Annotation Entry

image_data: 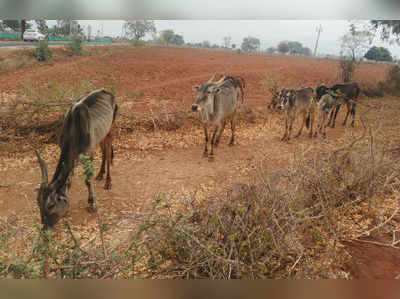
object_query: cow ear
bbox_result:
[192,85,200,91]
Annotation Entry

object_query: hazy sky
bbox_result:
[45,20,400,58]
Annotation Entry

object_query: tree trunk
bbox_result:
[21,20,26,40]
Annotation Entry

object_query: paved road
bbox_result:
[0,41,68,47]
[0,41,114,48]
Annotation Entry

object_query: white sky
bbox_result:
[45,20,400,58]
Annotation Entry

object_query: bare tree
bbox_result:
[371,20,400,44]
[124,20,156,42]
[223,36,231,48]
[340,23,373,61]
[241,36,260,52]
[339,23,373,83]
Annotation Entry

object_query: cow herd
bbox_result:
[277,81,360,141]
[33,71,361,229]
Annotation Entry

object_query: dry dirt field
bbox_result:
[1,45,400,278]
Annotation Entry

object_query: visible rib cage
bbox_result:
[54,89,117,184]
[222,75,246,103]
[35,88,118,228]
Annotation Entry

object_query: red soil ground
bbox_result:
[0,45,398,278]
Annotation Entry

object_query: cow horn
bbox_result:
[215,73,227,85]
[208,71,219,83]
[35,150,48,185]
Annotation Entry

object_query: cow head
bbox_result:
[35,151,70,229]
[316,84,328,100]
[277,88,292,110]
[191,71,221,113]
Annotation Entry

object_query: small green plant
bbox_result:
[79,153,94,181]
[32,40,52,61]
[66,35,84,56]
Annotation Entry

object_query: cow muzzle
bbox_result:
[191,104,198,111]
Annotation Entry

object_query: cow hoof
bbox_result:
[95,173,104,181]
[203,152,208,158]
[208,156,215,162]
[87,203,98,213]
[214,141,220,148]
[104,181,112,190]
[228,142,234,147]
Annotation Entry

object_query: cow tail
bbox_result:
[238,76,246,103]
[111,145,114,166]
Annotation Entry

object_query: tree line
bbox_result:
[1,19,399,63]
[266,41,312,56]
[0,19,85,36]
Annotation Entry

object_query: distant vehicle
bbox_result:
[23,29,45,42]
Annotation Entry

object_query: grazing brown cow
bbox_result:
[35,89,118,229]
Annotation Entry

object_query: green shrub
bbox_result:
[66,36,84,56]
[32,41,52,61]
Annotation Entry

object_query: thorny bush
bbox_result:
[0,79,95,146]
[32,41,53,62]
[380,65,400,95]
[66,36,84,57]
[1,120,399,278]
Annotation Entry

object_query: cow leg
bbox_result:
[342,103,350,126]
[229,113,236,146]
[327,104,339,127]
[319,111,328,136]
[321,112,328,137]
[309,107,315,138]
[85,178,97,212]
[215,120,226,147]
[295,111,305,138]
[317,112,322,136]
[85,153,97,212]
[331,104,341,128]
[351,103,356,127]
[104,134,112,190]
[281,113,289,141]
[326,109,333,127]
[96,141,106,181]
[209,124,219,162]
[203,124,209,157]
[66,167,74,190]
[287,114,294,141]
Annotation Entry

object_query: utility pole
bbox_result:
[313,24,323,57]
